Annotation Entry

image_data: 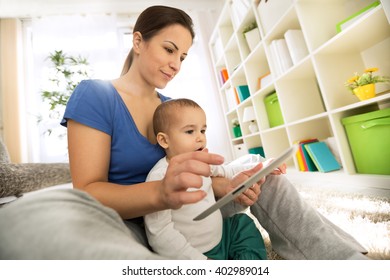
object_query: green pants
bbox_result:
[204,213,267,260]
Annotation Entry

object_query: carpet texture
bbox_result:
[253,185,390,260]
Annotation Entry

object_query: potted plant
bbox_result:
[231,118,242,138]
[345,67,390,101]
[39,50,92,136]
[243,21,260,52]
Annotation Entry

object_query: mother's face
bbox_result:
[135,24,193,89]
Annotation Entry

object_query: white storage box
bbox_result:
[233,143,249,159]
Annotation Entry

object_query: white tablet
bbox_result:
[193,146,295,221]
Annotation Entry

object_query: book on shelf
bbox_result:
[220,68,229,85]
[236,85,250,102]
[276,39,293,72]
[257,72,272,90]
[284,29,309,65]
[304,141,341,173]
[295,148,305,171]
[269,40,284,77]
[269,39,293,76]
[296,138,319,172]
[336,1,381,33]
[226,87,240,111]
[233,87,240,105]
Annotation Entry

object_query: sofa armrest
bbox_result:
[0,163,71,198]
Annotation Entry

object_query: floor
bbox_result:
[284,168,390,198]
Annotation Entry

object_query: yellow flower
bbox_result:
[347,76,358,83]
[364,67,378,73]
[345,67,390,93]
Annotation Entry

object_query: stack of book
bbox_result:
[269,29,309,77]
[269,39,293,77]
[296,138,341,173]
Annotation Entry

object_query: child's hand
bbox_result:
[263,158,287,175]
[271,162,287,175]
[230,163,264,206]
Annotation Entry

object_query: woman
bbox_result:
[0,5,367,260]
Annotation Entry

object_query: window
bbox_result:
[23,14,128,162]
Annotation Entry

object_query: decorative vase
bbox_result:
[353,84,376,101]
[248,121,259,133]
[232,126,242,138]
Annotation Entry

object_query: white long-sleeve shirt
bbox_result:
[144,155,265,260]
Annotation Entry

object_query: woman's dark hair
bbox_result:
[120,5,195,76]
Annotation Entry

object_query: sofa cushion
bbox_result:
[0,163,71,198]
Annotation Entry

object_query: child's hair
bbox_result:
[153,98,202,136]
[120,5,195,76]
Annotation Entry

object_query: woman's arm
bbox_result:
[67,120,224,219]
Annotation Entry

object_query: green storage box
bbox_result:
[264,92,284,127]
[341,108,390,175]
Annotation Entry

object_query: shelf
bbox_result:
[314,6,388,55]
[210,0,390,189]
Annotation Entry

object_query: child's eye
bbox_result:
[180,56,185,62]
[185,130,194,134]
[201,129,206,134]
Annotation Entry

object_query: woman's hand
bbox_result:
[160,151,225,209]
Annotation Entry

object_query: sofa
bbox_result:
[0,137,72,201]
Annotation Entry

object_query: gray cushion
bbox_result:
[0,137,72,198]
[0,163,71,198]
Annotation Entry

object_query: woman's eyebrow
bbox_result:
[164,40,188,56]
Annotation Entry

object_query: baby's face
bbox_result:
[165,107,207,157]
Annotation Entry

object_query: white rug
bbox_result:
[297,185,390,260]
[253,185,390,260]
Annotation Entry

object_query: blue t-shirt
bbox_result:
[61,79,170,185]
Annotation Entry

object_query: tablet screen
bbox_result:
[193,146,294,221]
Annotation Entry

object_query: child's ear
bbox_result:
[156,132,169,149]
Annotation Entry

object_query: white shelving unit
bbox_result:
[209,0,390,189]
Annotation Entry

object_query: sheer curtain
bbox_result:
[25,14,124,162]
